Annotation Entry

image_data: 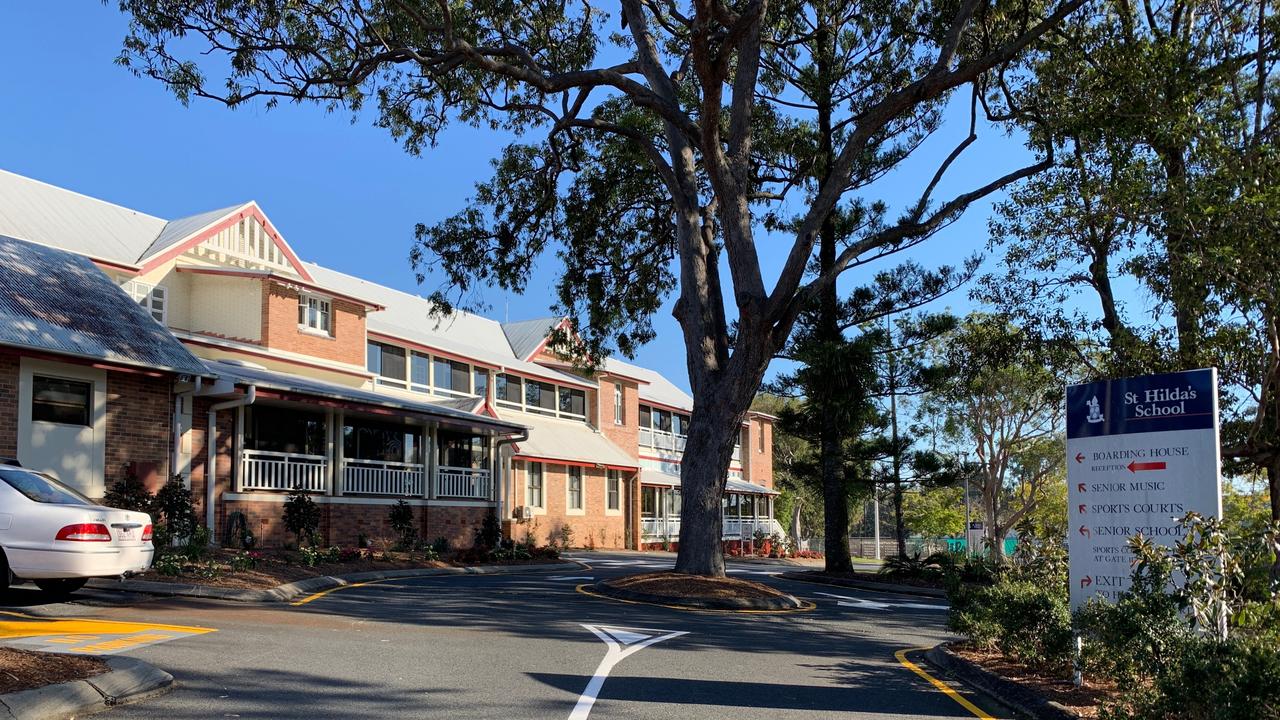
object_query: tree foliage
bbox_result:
[118,0,1086,575]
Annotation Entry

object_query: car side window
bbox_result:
[0,468,93,505]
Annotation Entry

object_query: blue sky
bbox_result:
[0,4,1030,392]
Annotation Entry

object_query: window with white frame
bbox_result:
[297,293,332,334]
[433,357,471,396]
[613,383,623,425]
[758,425,766,452]
[525,380,556,416]
[606,469,621,511]
[558,387,586,418]
[496,373,523,407]
[567,466,583,510]
[367,341,407,388]
[495,372,590,421]
[122,281,167,324]
[527,462,544,508]
[410,351,430,392]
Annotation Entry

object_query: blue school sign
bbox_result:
[1065,368,1222,611]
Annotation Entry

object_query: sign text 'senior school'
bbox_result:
[1065,369,1222,611]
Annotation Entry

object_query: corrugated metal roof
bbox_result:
[639,469,681,487]
[727,477,778,496]
[204,359,525,434]
[605,357,694,411]
[139,203,245,262]
[302,262,594,388]
[0,169,166,265]
[506,409,636,468]
[0,234,210,375]
[501,317,559,360]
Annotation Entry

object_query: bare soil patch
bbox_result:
[952,645,1114,718]
[606,572,791,601]
[0,647,108,695]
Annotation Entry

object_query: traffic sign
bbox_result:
[1065,369,1223,610]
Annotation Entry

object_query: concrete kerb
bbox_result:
[88,560,585,604]
[776,571,948,599]
[0,656,173,720]
[924,642,1081,720]
[588,579,805,611]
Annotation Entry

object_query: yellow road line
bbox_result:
[290,579,391,606]
[895,647,994,720]
[574,584,816,614]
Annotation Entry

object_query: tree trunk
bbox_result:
[789,498,803,548]
[674,409,736,576]
[887,340,907,557]
[821,428,853,571]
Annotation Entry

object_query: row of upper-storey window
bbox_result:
[494,373,587,421]
[367,340,489,399]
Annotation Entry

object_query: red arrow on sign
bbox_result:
[1077,483,1087,493]
[1080,576,1092,588]
[1075,453,1085,464]
[1127,461,1167,473]
[1078,504,1087,514]
[1078,525,1091,539]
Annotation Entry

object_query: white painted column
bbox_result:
[420,426,430,500]
[325,408,336,496]
[427,426,438,500]
[233,406,245,493]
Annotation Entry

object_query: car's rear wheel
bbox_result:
[33,578,88,596]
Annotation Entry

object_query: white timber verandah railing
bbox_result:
[640,516,787,540]
[435,466,493,499]
[639,428,741,461]
[241,450,328,492]
[341,459,425,497]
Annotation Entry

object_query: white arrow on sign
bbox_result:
[569,624,688,720]
[814,591,948,612]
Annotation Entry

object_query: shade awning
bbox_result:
[507,410,637,469]
[727,477,779,496]
[639,469,681,487]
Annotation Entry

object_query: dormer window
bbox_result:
[298,294,331,335]
[122,280,167,324]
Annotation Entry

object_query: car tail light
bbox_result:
[141,524,153,542]
[55,523,112,542]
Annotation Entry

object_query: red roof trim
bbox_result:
[137,203,315,283]
[512,454,639,471]
[522,316,571,362]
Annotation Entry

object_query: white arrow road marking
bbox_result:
[725,568,782,576]
[569,624,688,720]
[549,576,595,581]
[813,591,948,612]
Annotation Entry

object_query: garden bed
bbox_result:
[607,571,791,601]
[137,547,560,590]
[0,647,108,694]
[950,644,1111,718]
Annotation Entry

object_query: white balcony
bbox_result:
[342,459,425,497]
[641,516,681,540]
[241,449,328,492]
[640,516,786,541]
[435,466,492,499]
[731,444,741,462]
[639,427,688,453]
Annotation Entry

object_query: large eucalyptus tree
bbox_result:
[119,0,1083,575]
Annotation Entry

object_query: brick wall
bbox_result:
[191,397,236,537]
[510,461,628,549]
[0,354,17,458]
[597,378,639,457]
[261,281,366,366]
[221,498,490,549]
[748,417,774,489]
[104,370,173,494]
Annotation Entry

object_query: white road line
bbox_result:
[569,624,688,720]
[549,576,595,581]
[813,591,948,612]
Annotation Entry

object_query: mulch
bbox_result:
[952,645,1113,718]
[0,647,108,695]
[606,572,790,601]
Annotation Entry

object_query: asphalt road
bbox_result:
[2,552,1009,719]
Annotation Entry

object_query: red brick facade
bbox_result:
[0,354,17,459]
[261,280,367,366]
[510,461,629,549]
[104,370,173,494]
[219,498,489,549]
[747,417,774,489]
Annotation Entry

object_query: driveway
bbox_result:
[1,552,1003,719]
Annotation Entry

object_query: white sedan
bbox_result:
[0,464,154,595]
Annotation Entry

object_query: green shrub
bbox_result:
[474,511,502,549]
[229,550,259,572]
[431,536,450,556]
[949,579,1073,669]
[388,500,417,550]
[153,476,198,544]
[152,554,183,576]
[282,487,321,547]
[103,468,154,515]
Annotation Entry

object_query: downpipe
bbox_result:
[493,428,529,537]
[206,386,255,543]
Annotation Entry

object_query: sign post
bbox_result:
[1065,368,1223,611]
